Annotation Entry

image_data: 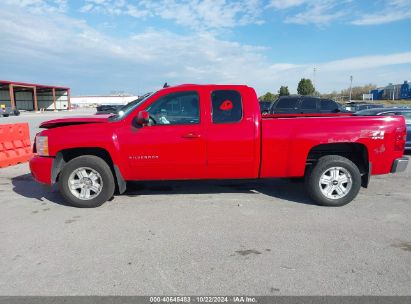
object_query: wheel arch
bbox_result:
[52,147,126,194]
[306,143,370,188]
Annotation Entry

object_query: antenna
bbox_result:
[163,82,170,88]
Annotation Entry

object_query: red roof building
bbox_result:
[0,80,71,111]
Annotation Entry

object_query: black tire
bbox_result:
[58,155,115,208]
[3,114,9,117]
[305,155,361,207]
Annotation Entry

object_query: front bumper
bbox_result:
[29,155,54,185]
[391,157,409,173]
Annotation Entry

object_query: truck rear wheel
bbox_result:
[305,155,361,207]
[58,155,115,208]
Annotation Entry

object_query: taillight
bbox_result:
[394,126,406,151]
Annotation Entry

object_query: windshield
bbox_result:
[109,92,154,121]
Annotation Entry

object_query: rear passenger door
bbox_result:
[205,89,259,179]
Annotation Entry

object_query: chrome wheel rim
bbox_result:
[68,167,103,200]
[319,167,352,200]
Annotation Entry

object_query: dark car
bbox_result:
[259,101,273,114]
[96,93,153,115]
[356,108,411,151]
[96,104,124,115]
[0,107,20,117]
[270,96,348,114]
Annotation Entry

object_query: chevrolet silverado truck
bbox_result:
[29,84,409,208]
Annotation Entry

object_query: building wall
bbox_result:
[15,91,34,110]
[0,88,69,110]
[71,95,138,106]
[37,91,55,110]
[0,90,11,107]
[370,89,383,100]
[56,91,69,110]
[400,81,411,99]
[372,82,408,100]
[37,90,69,110]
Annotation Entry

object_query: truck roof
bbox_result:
[163,83,252,90]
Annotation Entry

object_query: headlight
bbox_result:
[36,136,49,156]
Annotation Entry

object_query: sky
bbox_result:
[1,0,411,96]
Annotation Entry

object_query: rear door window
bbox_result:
[320,99,338,111]
[211,90,243,124]
[402,112,411,124]
[275,98,298,109]
[300,98,317,110]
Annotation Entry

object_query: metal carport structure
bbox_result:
[0,80,71,111]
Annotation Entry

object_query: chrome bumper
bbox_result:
[391,157,409,173]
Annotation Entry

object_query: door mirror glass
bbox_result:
[136,110,149,126]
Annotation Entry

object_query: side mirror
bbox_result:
[136,110,149,126]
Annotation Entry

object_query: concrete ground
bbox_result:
[0,111,410,295]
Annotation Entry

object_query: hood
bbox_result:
[40,115,112,129]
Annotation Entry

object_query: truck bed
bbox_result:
[260,114,405,178]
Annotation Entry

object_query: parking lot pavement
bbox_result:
[0,111,410,296]
[0,159,410,295]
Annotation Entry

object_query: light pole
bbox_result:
[349,75,353,101]
[313,67,317,95]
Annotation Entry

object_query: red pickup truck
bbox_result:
[29,84,408,208]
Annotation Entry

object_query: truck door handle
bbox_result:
[182,133,201,138]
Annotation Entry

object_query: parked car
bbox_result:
[96,104,124,115]
[30,84,408,208]
[96,93,153,115]
[269,96,349,114]
[259,101,273,114]
[343,102,384,112]
[356,108,411,150]
[0,107,20,117]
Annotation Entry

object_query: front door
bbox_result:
[120,90,206,180]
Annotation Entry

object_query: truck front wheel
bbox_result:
[305,155,361,207]
[58,155,115,208]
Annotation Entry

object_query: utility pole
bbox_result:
[313,67,317,95]
[349,75,353,101]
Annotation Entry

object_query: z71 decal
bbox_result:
[370,130,385,140]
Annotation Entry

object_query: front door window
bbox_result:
[147,91,200,125]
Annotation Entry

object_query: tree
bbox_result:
[297,78,315,95]
[259,92,277,102]
[278,86,290,96]
[340,84,377,101]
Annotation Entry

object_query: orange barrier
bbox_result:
[0,123,33,168]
